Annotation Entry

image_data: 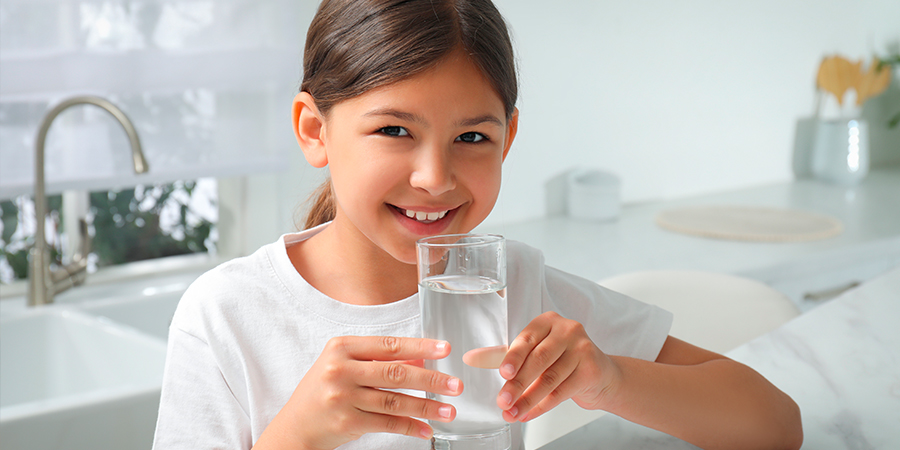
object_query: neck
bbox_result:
[288,220,418,306]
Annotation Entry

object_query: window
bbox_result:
[0,0,305,287]
[0,179,217,284]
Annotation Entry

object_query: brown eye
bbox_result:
[379,126,409,137]
[456,132,486,143]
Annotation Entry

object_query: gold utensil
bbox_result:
[817,56,859,106]
[816,55,892,107]
[856,61,892,106]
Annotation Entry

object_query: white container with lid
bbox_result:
[566,168,621,221]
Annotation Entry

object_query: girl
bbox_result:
[153,0,802,449]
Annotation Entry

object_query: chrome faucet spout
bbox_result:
[28,96,149,307]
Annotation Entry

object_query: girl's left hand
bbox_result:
[496,311,621,422]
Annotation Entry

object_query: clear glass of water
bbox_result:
[417,234,509,450]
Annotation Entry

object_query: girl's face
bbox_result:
[295,50,518,265]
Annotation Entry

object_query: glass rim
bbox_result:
[416,233,504,249]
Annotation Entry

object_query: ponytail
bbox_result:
[302,179,335,230]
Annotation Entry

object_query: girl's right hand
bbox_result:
[254,336,461,450]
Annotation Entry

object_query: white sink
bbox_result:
[79,291,182,341]
[1,307,168,450]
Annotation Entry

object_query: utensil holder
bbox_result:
[810,118,870,185]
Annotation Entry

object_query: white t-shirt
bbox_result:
[152,224,672,450]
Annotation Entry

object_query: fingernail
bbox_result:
[499,391,512,407]
[421,427,433,439]
[447,377,460,392]
[501,364,515,378]
[439,405,452,419]
[508,406,518,418]
[436,341,448,352]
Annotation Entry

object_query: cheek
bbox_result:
[331,170,388,217]
[465,160,503,214]
[329,145,398,209]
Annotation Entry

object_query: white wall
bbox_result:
[235,0,900,251]
[486,0,900,225]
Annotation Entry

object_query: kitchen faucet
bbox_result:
[28,96,149,306]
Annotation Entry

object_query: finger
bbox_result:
[353,360,463,396]
[357,410,435,440]
[497,328,566,412]
[397,359,425,368]
[515,376,581,423]
[330,335,450,362]
[462,345,508,369]
[355,387,456,423]
[499,313,556,380]
[504,352,579,422]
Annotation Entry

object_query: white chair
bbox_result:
[523,270,800,449]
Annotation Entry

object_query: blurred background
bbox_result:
[1,1,898,449]
[1,0,898,276]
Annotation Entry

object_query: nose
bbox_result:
[409,143,456,196]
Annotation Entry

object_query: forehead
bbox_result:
[331,51,507,123]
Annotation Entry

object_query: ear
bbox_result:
[292,92,328,168]
[501,107,519,162]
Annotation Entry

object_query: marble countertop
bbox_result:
[538,266,900,449]
[480,168,900,447]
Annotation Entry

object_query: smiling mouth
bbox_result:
[392,206,452,224]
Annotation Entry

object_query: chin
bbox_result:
[391,247,419,266]
[373,235,418,266]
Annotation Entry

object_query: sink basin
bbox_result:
[0,308,167,450]
[79,291,182,340]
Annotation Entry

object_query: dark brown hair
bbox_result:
[299,0,518,230]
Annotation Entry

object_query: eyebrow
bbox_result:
[364,108,425,124]
[363,108,503,128]
[458,115,504,127]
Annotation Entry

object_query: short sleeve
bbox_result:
[506,240,672,362]
[152,326,252,450]
[542,265,673,361]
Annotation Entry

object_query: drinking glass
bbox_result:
[417,234,509,450]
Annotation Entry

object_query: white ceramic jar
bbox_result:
[810,118,870,185]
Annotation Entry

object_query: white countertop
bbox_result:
[538,266,900,449]
[479,167,900,448]
[478,167,900,311]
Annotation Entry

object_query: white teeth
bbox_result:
[402,208,450,222]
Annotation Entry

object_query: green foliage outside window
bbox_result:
[0,196,63,281]
[0,181,216,284]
